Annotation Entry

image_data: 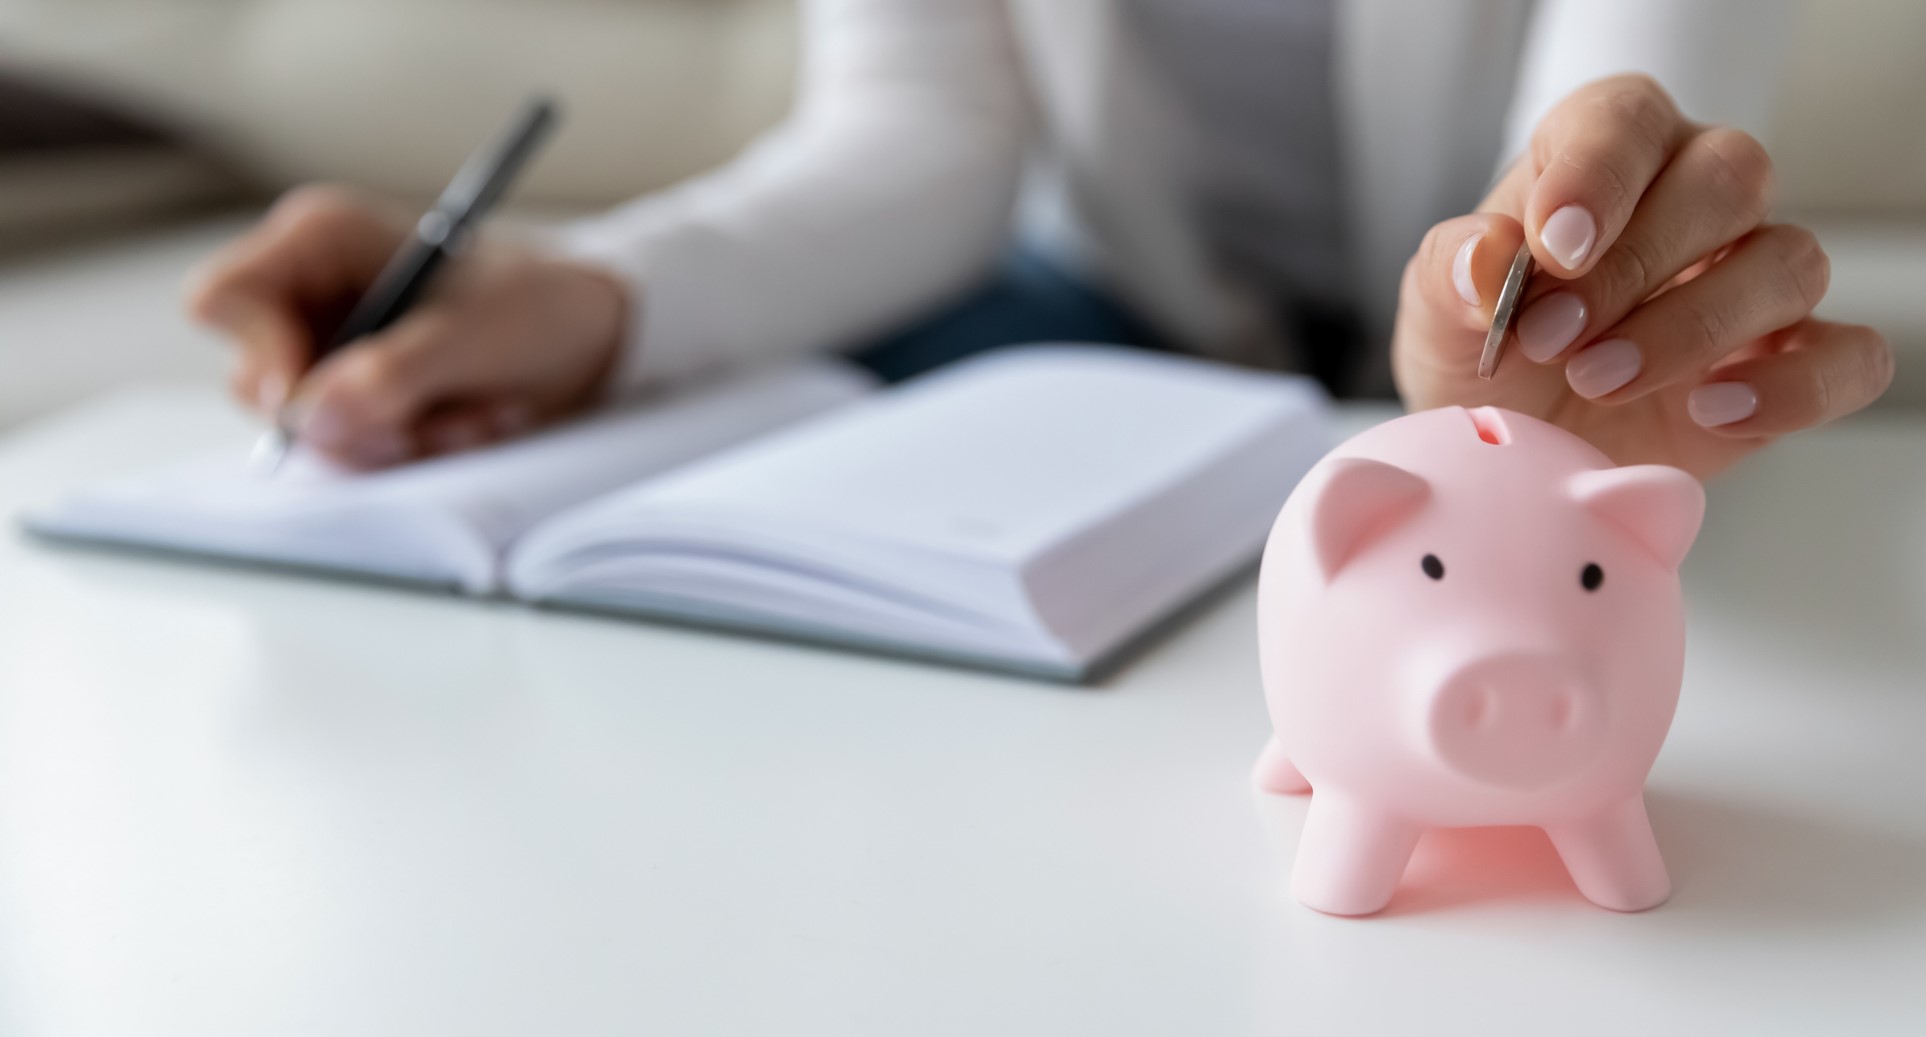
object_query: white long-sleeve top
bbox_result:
[562,0,1792,390]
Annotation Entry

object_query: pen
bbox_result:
[250,95,561,474]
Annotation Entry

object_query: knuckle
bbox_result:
[272,183,364,232]
[334,349,410,412]
[1592,75,1678,148]
[1794,324,1892,425]
[1855,325,1898,397]
[1694,128,1775,220]
[1683,297,1734,358]
[1571,150,1638,213]
[1802,364,1835,425]
[344,326,452,413]
[1607,71,1672,105]
[364,348,421,395]
[492,262,549,310]
[1601,230,1662,300]
[1768,225,1829,310]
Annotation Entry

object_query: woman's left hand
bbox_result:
[1394,73,1894,479]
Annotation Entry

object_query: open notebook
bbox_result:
[26,347,1332,681]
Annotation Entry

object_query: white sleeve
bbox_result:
[556,0,1032,389]
[1502,0,1796,164]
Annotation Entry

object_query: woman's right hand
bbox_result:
[1392,75,1891,479]
[185,185,628,469]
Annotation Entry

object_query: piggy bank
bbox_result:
[1253,406,1704,916]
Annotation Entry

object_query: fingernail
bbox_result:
[1452,234,1482,307]
[256,372,290,412]
[1688,381,1758,427]
[1565,338,1641,398]
[1516,292,1589,362]
[1541,205,1597,269]
[299,401,350,449]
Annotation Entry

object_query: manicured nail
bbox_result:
[1541,205,1597,269]
[1452,234,1482,307]
[1688,382,1759,427]
[1516,292,1588,362]
[1565,338,1641,398]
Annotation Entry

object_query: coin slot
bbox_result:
[1468,407,1511,446]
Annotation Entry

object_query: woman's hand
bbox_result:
[186,185,627,469]
[1394,74,1894,479]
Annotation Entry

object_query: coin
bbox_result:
[1478,243,1536,380]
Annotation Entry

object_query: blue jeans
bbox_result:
[845,248,1166,383]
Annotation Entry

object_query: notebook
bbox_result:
[25,346,1332,681]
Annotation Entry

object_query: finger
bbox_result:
[1402,213,1528,337]
[185,186,411,410]
[416,399,538,459]
[1500,74,1695,277]
[291,312,469,468]
[1562,224,1830,402]
[1686,320,1895,435]
[219,300,309,413]
[292,300,555,469]
[186,186,402,325]
[1513,126,1775,364]
[188,186,409,423]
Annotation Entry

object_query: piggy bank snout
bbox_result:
[1425,654,1604,789]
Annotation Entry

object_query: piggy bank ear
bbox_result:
[1568,465,1706,571]
[1309,457,1430,579]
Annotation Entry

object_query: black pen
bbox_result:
[251,95,561,474]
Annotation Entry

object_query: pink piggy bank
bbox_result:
[1254,405,1704,916]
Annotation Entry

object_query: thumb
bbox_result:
[1393,213,1536,405]
[1402,213,1529,345]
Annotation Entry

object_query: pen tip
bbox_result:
[249,429,291,477]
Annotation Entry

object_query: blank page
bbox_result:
[510,347,1331,670]
[27,362,873,592]
[584,347,1322,566]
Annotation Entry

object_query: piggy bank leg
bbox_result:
[1251,736,1311,794]
[1291,794,1421,916]
[1544,795,1671,912]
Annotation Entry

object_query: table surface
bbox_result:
[0,387,1922,1037]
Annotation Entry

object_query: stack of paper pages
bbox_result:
[28,347,1332,680]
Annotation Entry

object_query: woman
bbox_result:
[186,0,1893,479]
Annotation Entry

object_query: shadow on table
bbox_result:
[1257,787,1926,925]
[1644,788,1926,933]
[1689,424,1926,680]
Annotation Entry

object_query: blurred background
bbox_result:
[0,0,1921,431]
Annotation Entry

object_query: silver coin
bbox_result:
[1478,243,1536,380]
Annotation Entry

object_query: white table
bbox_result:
[1,388,1922,1037]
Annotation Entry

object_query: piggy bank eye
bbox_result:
[1581,563,1605,592]
[1421,554,1445,580]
